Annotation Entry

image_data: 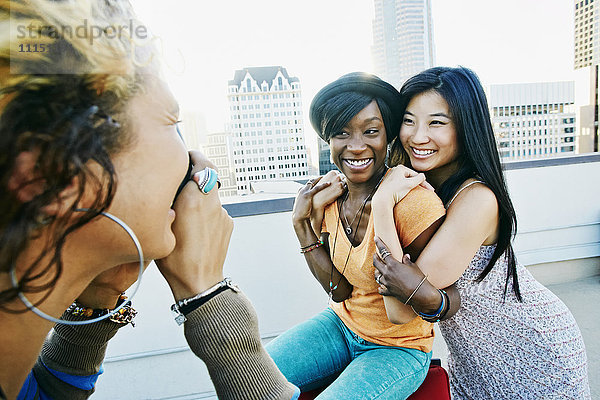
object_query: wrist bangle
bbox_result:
[300,240,323,253]
[412,289,449,323]
[66,294,137,326]
[170,278,240,325]
[404,275,428,305]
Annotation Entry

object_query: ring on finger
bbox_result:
[380,249,392,260]
[193,167,221,194]
[375,274,382,285]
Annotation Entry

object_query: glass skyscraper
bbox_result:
[371,0,435,89]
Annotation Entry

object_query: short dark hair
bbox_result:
[317,92,395,143]
[391,66,521,301]
[310,72,403,144]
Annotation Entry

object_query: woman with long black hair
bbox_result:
[372,66,590,399]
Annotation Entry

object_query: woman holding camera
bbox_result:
[0,1,296,399]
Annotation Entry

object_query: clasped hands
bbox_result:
[373,238,441,315]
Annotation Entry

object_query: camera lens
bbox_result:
[173,155,193,204]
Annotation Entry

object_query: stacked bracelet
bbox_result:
[66,294,137,326]
[412,289,449,323]
[171,277,240,325]
[300,240,323,254]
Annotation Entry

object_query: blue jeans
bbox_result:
[266,308,431,400]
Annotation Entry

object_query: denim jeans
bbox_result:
[266,308,431,400]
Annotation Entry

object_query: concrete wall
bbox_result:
[506,157,600,268]
[93,155,600,399]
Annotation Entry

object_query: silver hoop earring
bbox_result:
[10,209,144,325]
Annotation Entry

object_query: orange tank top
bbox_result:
[323,186,446,352]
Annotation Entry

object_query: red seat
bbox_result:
[407,364,450,400]
[298,361,450,400]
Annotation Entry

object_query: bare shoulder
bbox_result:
[448,180,498,219]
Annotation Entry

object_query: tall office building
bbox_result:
[574,66,599,152]
[227,66,309,195]
[372,0,435,89]
[318,139,337,175]
[490,82,577,161]
[574,0,599,69]
[574,0,599,152]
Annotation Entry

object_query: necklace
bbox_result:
[341,192,364,235]
[340,169,388,236]
[329,168,388,299]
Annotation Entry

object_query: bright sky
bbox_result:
[130,0,575,164]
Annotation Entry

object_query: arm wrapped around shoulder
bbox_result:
[184,289,296,400]
[394,186,446,248]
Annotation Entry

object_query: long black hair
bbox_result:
[391,66,521,301]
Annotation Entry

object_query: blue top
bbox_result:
[17,363,103,400]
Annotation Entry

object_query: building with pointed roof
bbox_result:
[227,66,309,195]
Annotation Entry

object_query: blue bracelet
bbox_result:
[413,289,448,322]
[417,289,445,317]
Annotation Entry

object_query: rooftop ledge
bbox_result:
[223,152,600,218]
[221,152,600,277]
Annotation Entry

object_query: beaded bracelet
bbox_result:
[412,289,449,323]
[300,240,324,253]
[66,294,137,326]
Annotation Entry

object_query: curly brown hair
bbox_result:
[0,0,155,308]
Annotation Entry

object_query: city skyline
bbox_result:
[130,0,576,165]
[490,81,577,160]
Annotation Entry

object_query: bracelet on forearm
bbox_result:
[66,294,137,326]
[404,275,428,305]
[300,240,323,253]
[412,289,449,323]
[171,277,240,325]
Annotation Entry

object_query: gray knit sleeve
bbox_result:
[184,289,296,400]
[31,313,125,400]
